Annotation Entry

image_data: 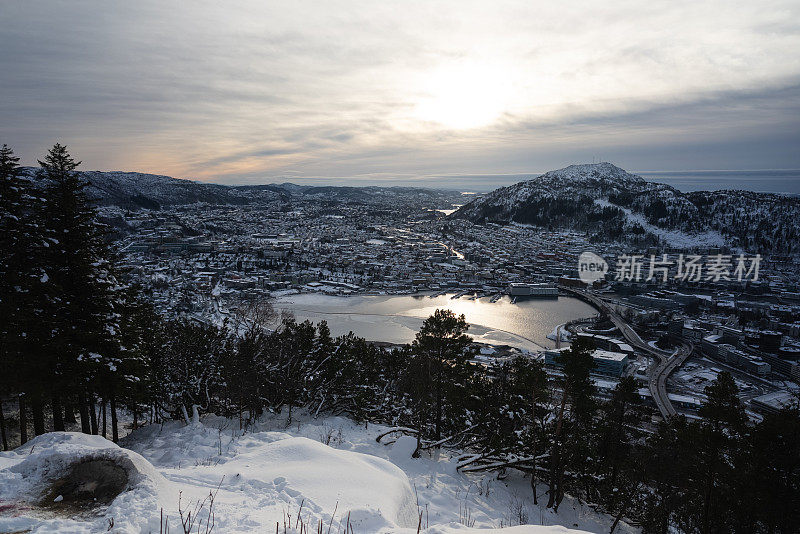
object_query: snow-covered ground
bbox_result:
[0,412,636,533]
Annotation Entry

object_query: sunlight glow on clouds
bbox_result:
[1,0,799,184]
[410,60,518,130]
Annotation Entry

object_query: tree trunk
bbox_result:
[52,394,65,431]
[547,393,568,508]
[434,354,442,441]
[110,394,119,443]
[609,484,638,533]
[18,394,28,445]
[531,389,538,505]
[78,391,91,434]
[64,398,77,425]
[89,395,99,435]
[0,398,8,450]
[101,399,107,438]
[555,472,565,511]
[413,415,423,458]
[31,393,45,436]
[701,434,720,534]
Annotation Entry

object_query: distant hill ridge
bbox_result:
[450,162,800,254]
[18,167,454,210]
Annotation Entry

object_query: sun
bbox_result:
[413,61,514,130]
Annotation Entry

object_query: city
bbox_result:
[2,1,799,532]
[110,183,800,427]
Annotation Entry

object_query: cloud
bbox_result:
[1,0,799,184]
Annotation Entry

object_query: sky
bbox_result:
[2,1,800,190]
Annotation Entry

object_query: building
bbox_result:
[592,350,630,376]
[759,331,783,352]
[628,293,681,311]
[715,325,744,346]
[544,347,629,377]
[700,334,723,358]
[508,282,558,297]
[751,391,798,415]
[760,352,800,379]
[558,276,586,288]
[576,332,634,356]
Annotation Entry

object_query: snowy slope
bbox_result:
[0,413,629,533]
[593,199,725,248]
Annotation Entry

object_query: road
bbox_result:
[561,286,692,419]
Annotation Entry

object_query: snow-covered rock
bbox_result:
[0,432,172,533]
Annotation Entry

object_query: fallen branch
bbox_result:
[419,424,479,450]
[375,427,418,443]
[458,453,550,473]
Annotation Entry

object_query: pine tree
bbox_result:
[642,372,748,534]
[547,337,596,510]
[512,356,550,504]
[691,372,746,534]
[739,407,800,533]
[476,355,550,502]
[162,319,231,422]
[225,299,275,426]
[594,376,643,526]
[640,416,694,534]
[407,309,475,453]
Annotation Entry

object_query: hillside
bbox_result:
[451,163,800,254]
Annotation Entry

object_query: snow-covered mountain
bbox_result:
[451,163,800,254]
[20,168,460,210]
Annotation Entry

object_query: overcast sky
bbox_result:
[2,1,799,188]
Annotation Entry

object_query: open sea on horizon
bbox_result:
[636,169,800,195]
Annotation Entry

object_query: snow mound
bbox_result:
[169,435,419,531]
[0,432,173,533]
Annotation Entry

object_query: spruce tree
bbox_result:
[0,144,26,446]
[38,143,119,434]
[0,144,50,444]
